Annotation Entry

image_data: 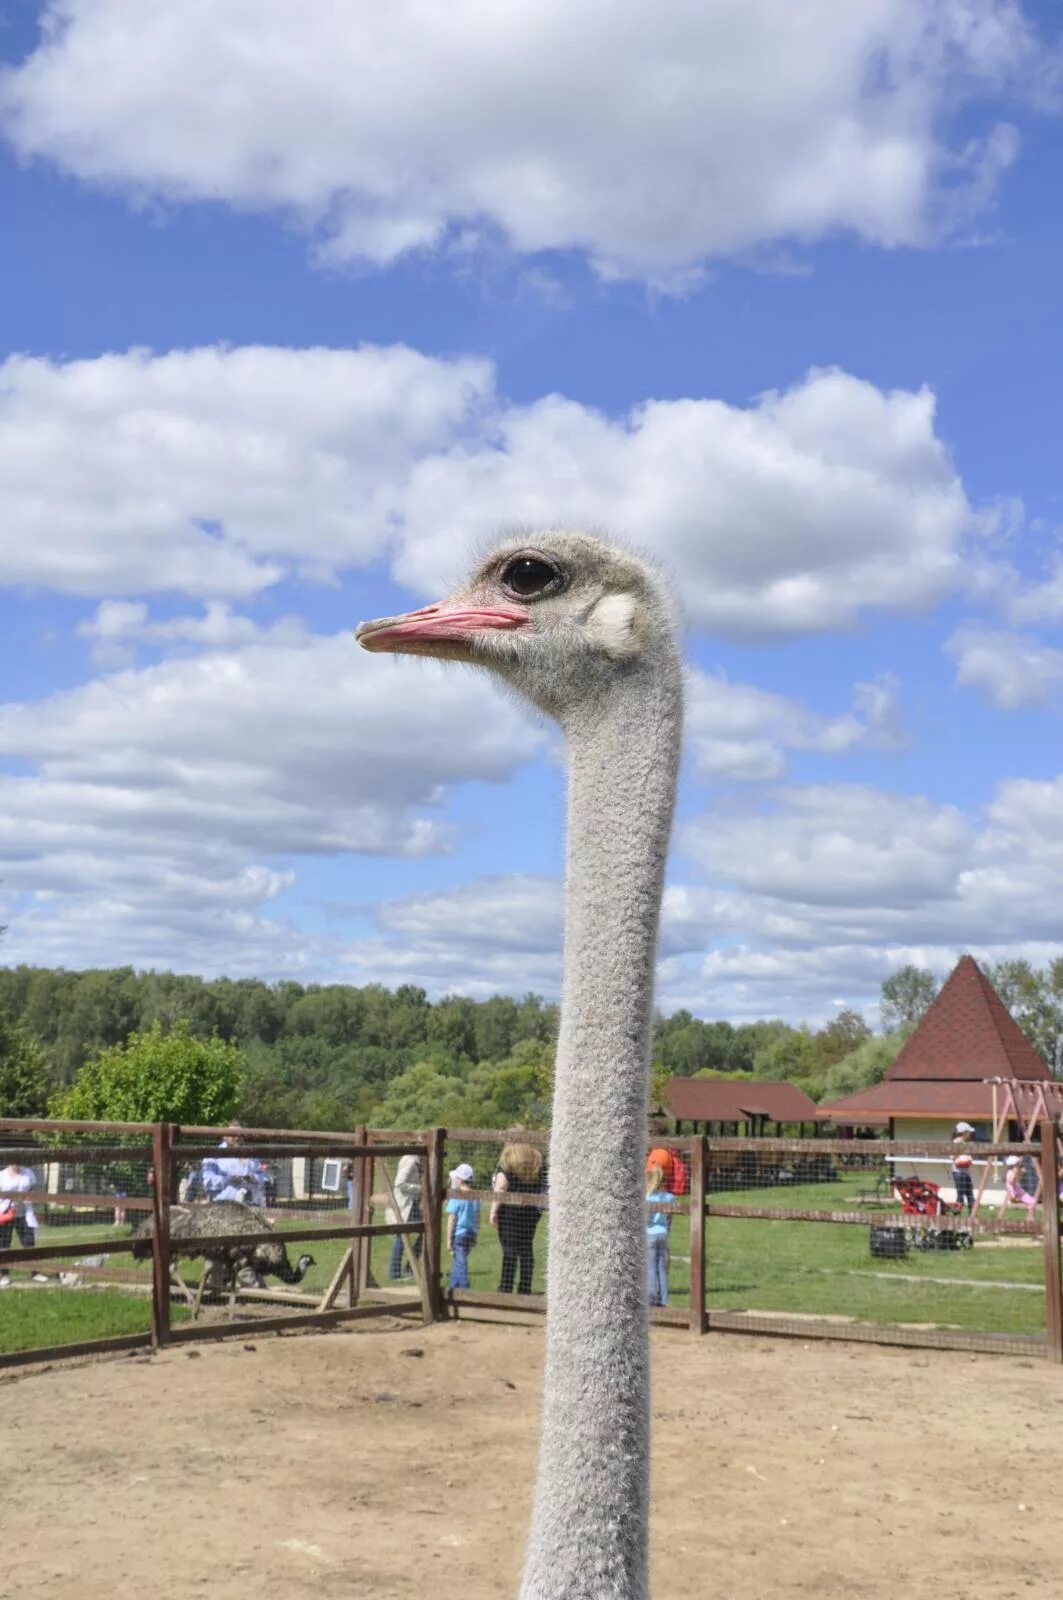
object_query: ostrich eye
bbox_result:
[501,555,562,600]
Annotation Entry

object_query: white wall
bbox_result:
[891,1117,1006,1208]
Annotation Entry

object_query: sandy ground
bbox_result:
[4,1315,1062,1600]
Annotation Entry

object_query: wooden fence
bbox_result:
[430,1122,1063,1362]
[1,1117,1060,1368]
[0,1118,440,1369]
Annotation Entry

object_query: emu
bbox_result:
[133,1200,315,1314]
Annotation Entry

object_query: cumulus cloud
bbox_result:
[0,344,490,597]
[397,368,983,637]
[0,1,1044,283]
[0,348,986,639]
[684,785,973,910]
[76,599,309,664]
[945,625,1063,708]
[342,872,746,997]
[1006,555,1063,624]
[0,636,544,971]
[686,668,903,781]
[346,875,565,997]
[679,776,1063,954]
[337,768,1063,1014]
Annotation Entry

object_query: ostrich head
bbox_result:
[355,531,675,722]
[295,1253,315,1281]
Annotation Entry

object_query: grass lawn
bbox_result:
[1,1174,1052,1356]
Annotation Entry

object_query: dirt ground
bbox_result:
[5,1316,1062,1600]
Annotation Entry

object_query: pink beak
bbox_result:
[355,600,530,653]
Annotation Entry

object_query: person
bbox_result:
[645,1162,675,1308]
[951,1121,977,1213]
[202,1122,269,1206]
[446,1163,480,1290]
[0,1162,49,1287]
[491,1140,546,1295]
[387,1151,424,1280]
[1003,1154,1038,1212]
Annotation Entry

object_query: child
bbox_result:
[1004,1155,1038,1212]
[446,1162,481,1291]
[645,1163,675,1308]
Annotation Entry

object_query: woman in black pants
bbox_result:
[491,1140,546,1295]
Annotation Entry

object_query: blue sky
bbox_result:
[1,1,1063,1023]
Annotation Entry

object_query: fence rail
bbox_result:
[434,1119,1063,1361]
[1,1117,1060,1368]
[0,1118,437,1368]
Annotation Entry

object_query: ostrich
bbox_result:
[133,1201,315,1313]
[358,532,682,1599]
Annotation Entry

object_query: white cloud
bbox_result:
[1006,554,1063,624]
[683,785,973,910]
[346,875,565,997]
[0,636,544,971]
[0,1,1044,284]
[686,668,903,781]
[945,625,1063,708]
[76,599,310,664]
[0,348,985,639]
[678,776,1063,956]
[343,871,746,997]
[336,793,1063,1017]
[0,344,490,597]
[396,368,983,637]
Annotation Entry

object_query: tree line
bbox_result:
[0,957,1059,1130]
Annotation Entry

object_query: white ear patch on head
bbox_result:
[585,592,642,660]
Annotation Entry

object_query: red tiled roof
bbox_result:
[821,1081,999,1120]
[665,1078,820,1125]
[822,1078,1063,1122]
[886,955,1051,1083]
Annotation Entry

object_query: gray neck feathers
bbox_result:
[519,648,683,1600]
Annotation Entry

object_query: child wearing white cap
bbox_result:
[951,1123,977,1213]
[446,1163,481,1291]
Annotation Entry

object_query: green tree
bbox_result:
[984,958,1063,1070]
[880,965,939,1031]
[820,1028,910,1102]
[808,1009,871,1079]
[470,1038,554,1127]
[371,1060,477,1129]
[752,1025,814,1083]
[426,995,480,1061]
[50,1020,243,1125]
[0,1008,50,1118]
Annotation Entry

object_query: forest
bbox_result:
[0,956,1060,1131]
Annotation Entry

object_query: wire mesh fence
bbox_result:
[0,1120,158,1361]
[2,1119,1060,1367]
[701,1137,1050,1352]
[0,1119,430,1366]
[433,1128,551,1303]
[430,1126,1060,1358]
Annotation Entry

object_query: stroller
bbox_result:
[891,1175,973,1251]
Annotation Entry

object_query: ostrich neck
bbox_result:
[520,658,682,1600]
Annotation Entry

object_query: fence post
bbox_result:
[420,1127,446,1323]
[689,1135,707,1335]
[357,1133,374,1299]
[1041,1119,1063,1363]
[150,1121,174,1351]
[349,1124,366,1308]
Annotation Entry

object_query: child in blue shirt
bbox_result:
[446,1162,481,1290]
[645,1163,675,1307]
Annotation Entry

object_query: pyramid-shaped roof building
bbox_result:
[821,955,1052,1124]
